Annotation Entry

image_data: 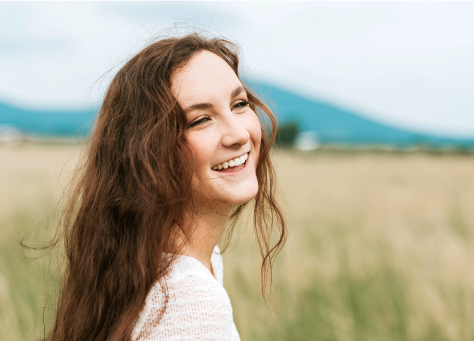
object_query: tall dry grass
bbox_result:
[1,144,473,340]
[0,143,82,340]
[226,150,474,340]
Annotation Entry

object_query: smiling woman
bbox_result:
[47,33,286,341]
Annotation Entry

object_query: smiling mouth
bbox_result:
[211,152,249,172]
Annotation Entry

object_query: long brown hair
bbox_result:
[49,32,286,341]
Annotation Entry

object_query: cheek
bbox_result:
[187,134,214,173]
[247,114,262,155]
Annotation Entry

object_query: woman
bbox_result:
[50,33,286,341]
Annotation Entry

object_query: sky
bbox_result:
[1,2,474,137]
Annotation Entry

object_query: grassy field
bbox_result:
[1,144,474,340]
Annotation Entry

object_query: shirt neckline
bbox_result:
[175,253,218,281]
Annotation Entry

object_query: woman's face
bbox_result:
[171,51,261,206]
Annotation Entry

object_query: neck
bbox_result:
[179,200,234,273]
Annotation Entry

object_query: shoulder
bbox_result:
[167,255,230,309]
[131,256,234,341]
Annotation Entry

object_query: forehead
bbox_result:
[170,51,242,105]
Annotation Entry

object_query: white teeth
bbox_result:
[212,153,248,171]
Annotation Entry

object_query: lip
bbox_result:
[211,152,250,175]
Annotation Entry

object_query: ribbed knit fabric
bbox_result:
[131,246,240,340]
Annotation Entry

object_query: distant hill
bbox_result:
[253,82,474,149]
[0,102,96,138]
[1,82,474,148]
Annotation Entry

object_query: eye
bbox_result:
[232,100,250,110]
[189,116,211,128]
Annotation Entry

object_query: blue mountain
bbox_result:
[253,82,474,148]
[1,81,474,148]
[0,102,96,138]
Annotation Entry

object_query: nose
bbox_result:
[220,112,250,148]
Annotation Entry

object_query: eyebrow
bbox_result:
[183,86,246,114]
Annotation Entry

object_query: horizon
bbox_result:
[2,80,474,144]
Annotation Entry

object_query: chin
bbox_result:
[224,183,259,205]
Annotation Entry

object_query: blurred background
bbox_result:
[1,2,474,340]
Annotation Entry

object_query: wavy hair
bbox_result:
[49,32,286,341]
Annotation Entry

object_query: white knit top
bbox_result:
[131,246,240,341]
